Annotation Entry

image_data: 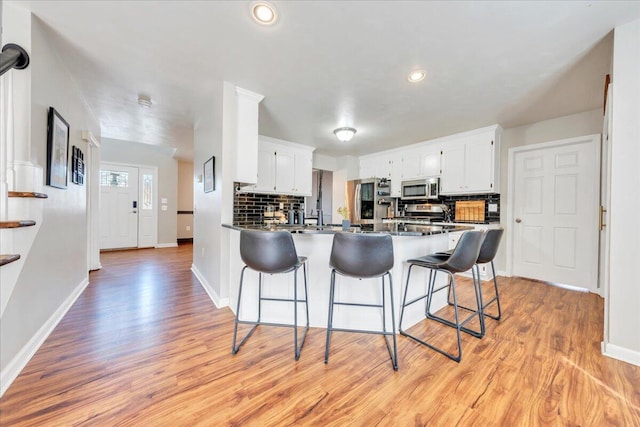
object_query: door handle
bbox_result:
[599,206,606,231]
[515,218,522,223]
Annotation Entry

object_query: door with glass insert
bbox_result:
[99,165,139,249]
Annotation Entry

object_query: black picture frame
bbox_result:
[46,107,70,189]
[204,156,215,193]
[71,145,85,185]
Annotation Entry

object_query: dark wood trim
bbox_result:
[177,210,194,215]
[0,220,36,229]
[8,191,48,199]
[0,254,20,266]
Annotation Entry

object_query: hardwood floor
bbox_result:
[1,243,638,426]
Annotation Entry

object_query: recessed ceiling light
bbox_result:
[408,70,426,83]
[251,1,277,25]
[138,94,152,108]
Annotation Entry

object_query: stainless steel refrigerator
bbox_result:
[345,178,392,224]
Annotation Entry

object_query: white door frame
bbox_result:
[99,161,159,249]
[506,134,601,284]
[83,131,102,271]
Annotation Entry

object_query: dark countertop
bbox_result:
[223,223,474,236]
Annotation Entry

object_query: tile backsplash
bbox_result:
[233,184,305,227]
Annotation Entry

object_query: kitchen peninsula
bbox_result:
[222,223,473,332]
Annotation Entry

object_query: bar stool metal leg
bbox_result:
[324,270,337,364]
[232,266,258,354]
[483,261,502,320]
[385,273,399,370]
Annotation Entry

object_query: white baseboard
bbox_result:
[497,270,508,277]
[0,277,90,397]
[155,243,178,248]
[191,264,229,308]
[602,341,640,366]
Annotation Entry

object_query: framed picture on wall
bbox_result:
[204,156,215,193]
[46,107,70,189]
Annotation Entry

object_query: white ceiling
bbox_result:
[17,1,640,160]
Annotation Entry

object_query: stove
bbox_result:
[386,203,450,224]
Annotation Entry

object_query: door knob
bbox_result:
[515,218,522,223]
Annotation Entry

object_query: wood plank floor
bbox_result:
[1,243,639,426]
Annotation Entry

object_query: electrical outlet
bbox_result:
[488,203,498,213]
[279,202,284,209]
[186,225,191,231]
[201,247,205,257]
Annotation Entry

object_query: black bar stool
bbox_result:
[232,230,309,360]
[399,230,484,362]
[325,232,398,371]
[445,228,504,321]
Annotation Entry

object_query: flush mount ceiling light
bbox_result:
[333,127,357,142]
[251,1,278,25]
[407,70,426,83]
[138,94,152,108]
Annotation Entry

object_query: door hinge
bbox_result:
[491,140,494,145]
[440,150,443,155]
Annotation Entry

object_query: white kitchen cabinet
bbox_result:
[243,136,314,196]
[421,150,441,177]
[234,87,264,184]
[251,140,277,192]
[359,155,388,179]
[390,154,403,197]
[293,150,313,195]
[440,128,500,195]
[401,149,423,180]
[401,148,441,181]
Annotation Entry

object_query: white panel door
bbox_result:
[99,165,139,249]
[512,136,600,290]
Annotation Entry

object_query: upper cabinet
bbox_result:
[440,126,501,195]
[357,124,501,196]
[234,87,264,184]
[244,136,314,196]
[401,148,441,180]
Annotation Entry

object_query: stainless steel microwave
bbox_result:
[401,177,440,200]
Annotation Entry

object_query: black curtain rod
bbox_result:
[0,44,30,77]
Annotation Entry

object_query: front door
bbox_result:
[511,135,600,291]
[99,164,139,249]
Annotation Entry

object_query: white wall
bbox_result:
[100,138,178,246]
[177,161,194,239]
[191,82,225,305]
[1,7,100,374]
[605,19,640,364]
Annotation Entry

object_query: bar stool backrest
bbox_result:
[477,228,504,264]
[330,233,394,278]
[445,230,485,273]
[240,230,299,274]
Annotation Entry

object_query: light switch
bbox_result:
[161,205,168,211]
[161,198,168,204]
